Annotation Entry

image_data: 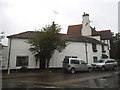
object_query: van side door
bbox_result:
[80,60,88,71]
[70,59,80,71]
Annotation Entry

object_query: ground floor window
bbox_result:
[16,56,28,66]
[93,57,98,63]
[102,54,108,59]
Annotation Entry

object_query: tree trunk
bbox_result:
[46,58,50,72]
[39,55,46,70]
[46,60,49,71]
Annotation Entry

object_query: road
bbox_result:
[2,70,119,89]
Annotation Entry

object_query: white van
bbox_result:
[62,57,92,74]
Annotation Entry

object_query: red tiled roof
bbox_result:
[67,24,82,36]
[7,31,106,45]
[98,30,112,40]
[67,24,112,39]
[62,34,106,45]
[7,24,111,45]
[67,24,101,36]
[90,27,100,36]
[7,31,39,39]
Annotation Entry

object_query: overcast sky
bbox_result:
[0,0,119,45]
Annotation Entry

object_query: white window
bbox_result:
[16,56,28,66]
[93,57,98,62]
[92,43,97,52]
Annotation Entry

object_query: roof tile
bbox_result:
[98,30,112,40]
[62,34,107,45]
[67,24,82,36]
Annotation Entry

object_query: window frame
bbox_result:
[16,56,29,67]
[92,43,97,52]
[80,60,86,64]
[102,45,106,53]
[93,57,98,63]
[70,59,80,64]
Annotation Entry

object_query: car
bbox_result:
[62,57,92,74]
[91,58,118,71]
[116,59,120,66]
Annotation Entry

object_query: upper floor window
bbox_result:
[92,43,97,52]
[102,45,106,53]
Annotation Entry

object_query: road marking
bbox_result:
[35,86,59,88]
[20,81,47,84]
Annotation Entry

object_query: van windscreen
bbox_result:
[63,58,69,63]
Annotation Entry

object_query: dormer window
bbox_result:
[92,43,97,52]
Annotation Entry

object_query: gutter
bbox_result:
[85,41,88,63]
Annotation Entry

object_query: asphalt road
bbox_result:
[2,70,119,89]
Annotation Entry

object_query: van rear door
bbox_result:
[62,58,69,69]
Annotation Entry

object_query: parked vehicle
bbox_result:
[116,59,120,66]
[62,57,92,74]
[91,59,118,71]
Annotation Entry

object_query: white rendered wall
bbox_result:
[101,40,111,50]
[104,45,110,58]
[49,42,87,68]
[7,38,110,69]
[49,41,110,68]
[8,38,39,69]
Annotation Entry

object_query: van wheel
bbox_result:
[113,66,118,71]
[101,66,105,71]
[88,67,92,72]
[70,68,75,74]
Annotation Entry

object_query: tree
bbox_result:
[27,22,66,70]
[110,33,120,59]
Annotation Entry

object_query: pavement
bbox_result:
[2,69,62,79]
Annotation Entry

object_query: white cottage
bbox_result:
[6,13,112,70]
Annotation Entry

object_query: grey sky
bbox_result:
[0,0,119,45]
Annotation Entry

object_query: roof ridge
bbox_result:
[7,31,36,38]
[68,24,82,27]
[98,30,111,32]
